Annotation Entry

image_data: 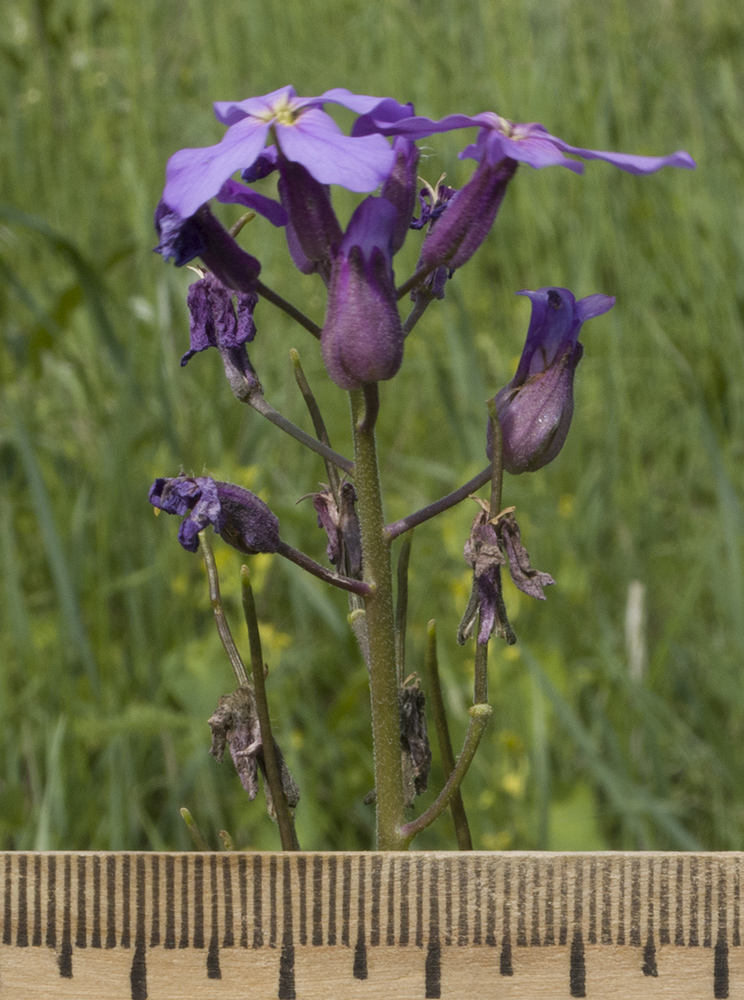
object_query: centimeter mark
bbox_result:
[0,852,741,1000]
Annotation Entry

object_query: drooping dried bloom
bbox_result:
[149,476,280,554]
[399,683,432,806]
[208,687,300,815]
[312,481,363,579]
[154,202,264,293]
[321,196,404,390]
[183,273,260,396]
[162,86,411,220]
[459,503,555,646]
[489,287,615,474]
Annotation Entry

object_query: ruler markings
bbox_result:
[353,855,367,980]
[425,859,441,998]
[531,857,541,947]
[516,859,526,947]
[2,853,744,999]
[642,857,657,977]
[485,857,496,947]
[33,855,42,948]
[341,855,351,947]
[269,854,277,949]
[569,857,585,998]
[500,859,513,975]
[416,857,425,948]
[221,854,233,948]
[327,854,337,946]
[370,855,381,947]
[16,854,27,949]
[278,857,295,1000]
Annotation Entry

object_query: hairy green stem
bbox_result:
[424,621,473,850]
[241,566,300,852]
[349,388,405,850]
[399,703,492,847]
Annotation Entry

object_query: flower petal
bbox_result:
[277,109,395,192]
[163,117,271,218]
[216,179,287,227]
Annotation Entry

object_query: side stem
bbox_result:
[349,388,405,850]
[241,566,300,851]
[399,703,492,847]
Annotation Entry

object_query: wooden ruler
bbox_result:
[1,851,742,999]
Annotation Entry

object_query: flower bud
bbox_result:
[321,196,404,390]
[380,136,420,254]
[489,287,615,474]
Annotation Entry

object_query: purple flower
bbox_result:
[162,86,411,220]
[489,287,615,474]
[354,108,694,274]
[353,107,696,175]
[321,196,404,390]
[149,476,280,554]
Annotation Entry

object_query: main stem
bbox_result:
[349,389,405,850]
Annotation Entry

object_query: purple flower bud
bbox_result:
[277,158,342,282]
[321,197,404,390]
[149,476,280,554]
[381,137,420,255]
[489,287,615,474]
[154,203,261,293]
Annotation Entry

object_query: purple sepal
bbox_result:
[381,137,420,255]
[418,159,517,272]
[277,159,342,282]
[241,146,279,182]
[321,197,404,390]
[489,287,614,474]
[149,475,280,555]
[216,178,287,227]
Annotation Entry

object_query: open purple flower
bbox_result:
[353,107,695,175]
[354,108,695,274]
[489,287,615,474]
[163,86,411,220]
[149,476,280,554]
[321,196,404,390]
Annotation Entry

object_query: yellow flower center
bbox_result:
[256,95,301,126]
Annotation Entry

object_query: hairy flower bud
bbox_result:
[321,196,404,390]
[489,287,615,474]
[381,136,420,254]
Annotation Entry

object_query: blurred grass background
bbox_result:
[0,0,742,853]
